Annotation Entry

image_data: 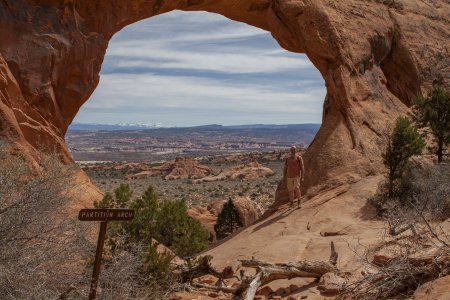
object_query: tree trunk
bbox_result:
[437,139,443,163]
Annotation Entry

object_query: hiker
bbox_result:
[283,146,305,208]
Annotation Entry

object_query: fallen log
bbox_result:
[238,258,336,300]
[181,242,339,300]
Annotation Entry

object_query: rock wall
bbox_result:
[0,0,449,200]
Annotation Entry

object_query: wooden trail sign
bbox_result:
[78,208,134,300]
[78,208,135,221]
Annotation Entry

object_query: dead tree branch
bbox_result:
[182,242,339,300]
[180,256,235,283]
[237,257,336,300]
[329,241,338,266]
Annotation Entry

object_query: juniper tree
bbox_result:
[95,185,208,258]
[413,85,450,163]
[155,199,209,258]
[214,198,243,240]
[126,186,159,243]
[94,183,133,208]
[382,117,425,197]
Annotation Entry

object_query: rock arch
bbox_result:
[0,0,449,198]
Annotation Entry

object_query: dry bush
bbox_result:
[97,239,147,299]
[371,163,450,234]
[340,164,450,299]
[86,235,183,300]
[0,147,93,299]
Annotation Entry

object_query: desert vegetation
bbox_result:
[413,85,450,163]
[214,198,244,240]
[345,89,450,299]
[81,152,284,212]
[0,147,92,299]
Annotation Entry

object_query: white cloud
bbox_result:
[76,10,325,126]
[87,73,324,113]
[107,49,312,74]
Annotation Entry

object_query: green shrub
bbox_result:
[413,85,450,163]
[382,117,425,197]
[99,185,209,259]
[214,199,243,240]
[155,199,209,258]
[143,244,175,284]
[126,186,159,243]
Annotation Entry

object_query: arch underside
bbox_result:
[0,0,449,200]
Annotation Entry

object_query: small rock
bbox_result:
[318,272,346,294]
[301,296,308,299]
[289,284,300,293]
[276,287,290,296]
[196,275,217,285]
[256,285,273,296]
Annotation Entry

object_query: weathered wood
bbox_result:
[388,223,416,236]
[329,241,338,266]
[240,259,335,277]
[241,271,262,300]
[339,254,450,300]
[183,250,338,300]
[192,282,237,294]
[237,258,336,300]
[180,256,235,283]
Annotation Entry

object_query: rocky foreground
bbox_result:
[0,0,449,299]
[171,175,450,299]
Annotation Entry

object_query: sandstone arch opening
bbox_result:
[1,1,447,199]
[71,11,324,127]
[67,10,325,209]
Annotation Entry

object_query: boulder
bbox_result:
[189,197,258,238]
[233,196,258,226]
[187,207,217,235]
[207,197,258,227]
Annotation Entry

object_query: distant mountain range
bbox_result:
[68,123,163,131]
[68,123,321,131]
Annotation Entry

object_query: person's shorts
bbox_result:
[286,177,300,192]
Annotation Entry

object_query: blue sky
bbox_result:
[73,11,325,127]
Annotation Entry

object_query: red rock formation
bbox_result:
[207,197,258,227]
[0,0,449,199]
[194,161,273,183]
[188,197,258,240]
[233,196,258,227]
[164,156,210,180]
[187,207,217,235]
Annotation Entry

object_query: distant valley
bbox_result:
[66,123,320,162]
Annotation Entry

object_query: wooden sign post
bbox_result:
[78,208,135,300]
